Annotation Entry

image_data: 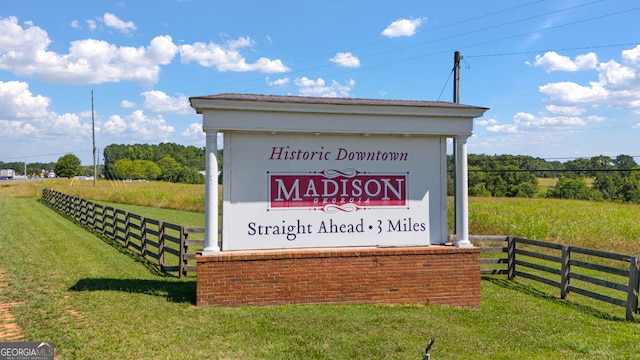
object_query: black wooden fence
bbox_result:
[41,188,204,277]
[472,235,640,321]
[40,190,640,319]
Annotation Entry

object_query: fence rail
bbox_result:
[41,189,204,277]
[472,235,640,321]
[40,190,640,319]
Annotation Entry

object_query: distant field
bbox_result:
[11,178,208,212]
[537,177,558,189]
[1,181,640,358]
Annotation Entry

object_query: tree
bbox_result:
[614,154,637,169]
[111,159,160,180]
[54,154,81,178]
[102,142,206,181]
[593,173,623,201]
[547,177,603,201]
[157,155,183,182]
[620,171,640,203]
[112,158,135,179]
[563,158,592,178]
[614,154,637,177]
[177,166,205,184]
[136,160,161,180]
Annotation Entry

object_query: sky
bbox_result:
[1,0,639,165]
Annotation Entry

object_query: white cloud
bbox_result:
[87,20,97,31]
[121,100,136,108]
[484,111,600,135]
[536,45,640,112]
[180,37,289,73]
[381,17,426,38]
[533,51,597,72]
[181,122,204,141]
[487,123,518,133]
[0,80,94,141]
[266,77,290,86]
[0,80,50,118]
[514,112,586,128]
[545,105,585,116]
[586,115,606,122]
[597,59,636,89]
[539,81,608,104]
[622,44,640,66]
[0,120,37,137]
[103,110,174,141]
[330,52,360,68]
[141,90,191,114]
[100,13,136,35]
[294,77,355,97]
[70,20,80,29]
[0,17,178,85]
[475,118,498,126]
[48,112,93,136]
[103,114,126,134]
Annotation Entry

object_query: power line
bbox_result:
[465,168,640,173]
[178,0,550,90]
[187,1,624,93]
[437,68,454,101]
[1,150,92,161]
[465,43,640,59]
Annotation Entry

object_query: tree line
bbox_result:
[102,143,217,184]
[3,147,639,204]
[448,154,640,203]
[0,143,211,184]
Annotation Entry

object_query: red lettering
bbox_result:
[269,171,406,210]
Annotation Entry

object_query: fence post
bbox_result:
[560,245,570,299]
[123,212,130,247]
[140,216,147,257]
[73,196,80,221]
[179,227,186,278]
[100,206,106,235]
[507,236,516,280]
[158,221,165,270]
[626,256,639,321]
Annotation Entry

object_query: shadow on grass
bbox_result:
[482,276,630,322]
[69,278,196,304]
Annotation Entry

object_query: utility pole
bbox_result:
[453,51,461,103]
[452,51,462,236]
[92,90,97,186]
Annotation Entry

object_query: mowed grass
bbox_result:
[1,181,640,358]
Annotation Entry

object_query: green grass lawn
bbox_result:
[2,184,640,358]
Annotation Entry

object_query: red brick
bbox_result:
[196,245,480,308]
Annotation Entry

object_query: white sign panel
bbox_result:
[222,132,446,250]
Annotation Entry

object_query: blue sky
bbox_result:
[1,0,639,165]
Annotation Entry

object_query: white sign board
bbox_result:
[222,132,447,250]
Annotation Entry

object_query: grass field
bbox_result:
[1,180,640,359]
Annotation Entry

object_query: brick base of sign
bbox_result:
[196,246,481,308]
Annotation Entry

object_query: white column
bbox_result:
[454,136,472,248]
[202,130,220,255]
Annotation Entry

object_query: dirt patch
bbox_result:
[0,268,25,341]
